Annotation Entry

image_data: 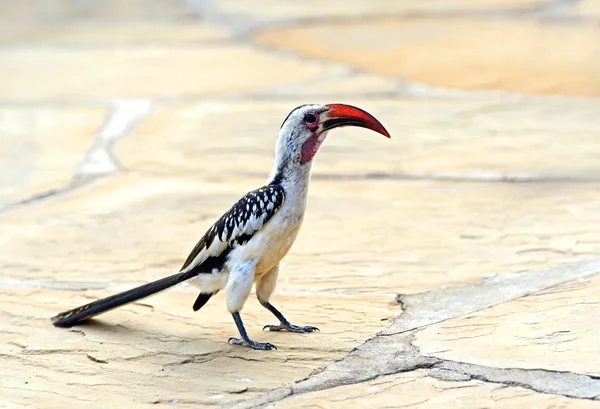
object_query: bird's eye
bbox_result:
[303,113,317,124]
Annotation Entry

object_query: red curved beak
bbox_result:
[323,103,391,138]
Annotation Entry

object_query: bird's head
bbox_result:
[275,103,391,167]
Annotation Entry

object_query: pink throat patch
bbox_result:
[300,134,322,164]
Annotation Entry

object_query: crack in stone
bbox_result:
[222,259,600,408]
[86,354,108,364]
[382,259,600,336]
[312,171,600,183]
[1,385,99,402]
[430,360,600,400]
[0,175,106,214]
[0,100,153,214]
[114,167,600,187]
[77,99,153,177]
[233,170,600,184]
[395,294,406,311]
[227,333,600,408]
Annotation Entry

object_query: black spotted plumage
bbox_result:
[181,184,286,271]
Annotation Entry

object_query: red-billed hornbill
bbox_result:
[52,103,390,350]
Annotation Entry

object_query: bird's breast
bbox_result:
[230,203,305,279]
[257,217,302,275]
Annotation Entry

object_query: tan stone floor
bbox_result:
[1,1,599,408]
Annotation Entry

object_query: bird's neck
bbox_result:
[267,145,313,197]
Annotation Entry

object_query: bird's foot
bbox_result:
[228,337,277,350]
[263,323,320,333]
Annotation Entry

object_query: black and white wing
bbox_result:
[180,184,285,275]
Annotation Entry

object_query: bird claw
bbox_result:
[263,323,320,333]
[228,337,277,350]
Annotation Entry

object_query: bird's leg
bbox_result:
[226,261,277,350]
[256,265,319,333]
[228,312,277,350]
[261,301,319,333]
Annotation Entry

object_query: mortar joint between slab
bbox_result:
[76,99,153,177]
[0,100,152,214]
[429,359,600,401]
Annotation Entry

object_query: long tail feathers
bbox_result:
[51,270,197,328]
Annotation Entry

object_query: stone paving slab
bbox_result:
[0,22,230,46]
[2,0,600,407]
[0,48,329,101]
[414,274,600,376]
[255,18,600,97]
[0,105,106,206]
[227,261,600,409]
[115,99,600,176]
[1,286,394,408]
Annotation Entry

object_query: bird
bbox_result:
[52,103,390,350]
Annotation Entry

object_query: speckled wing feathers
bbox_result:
[180,185,286,273]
